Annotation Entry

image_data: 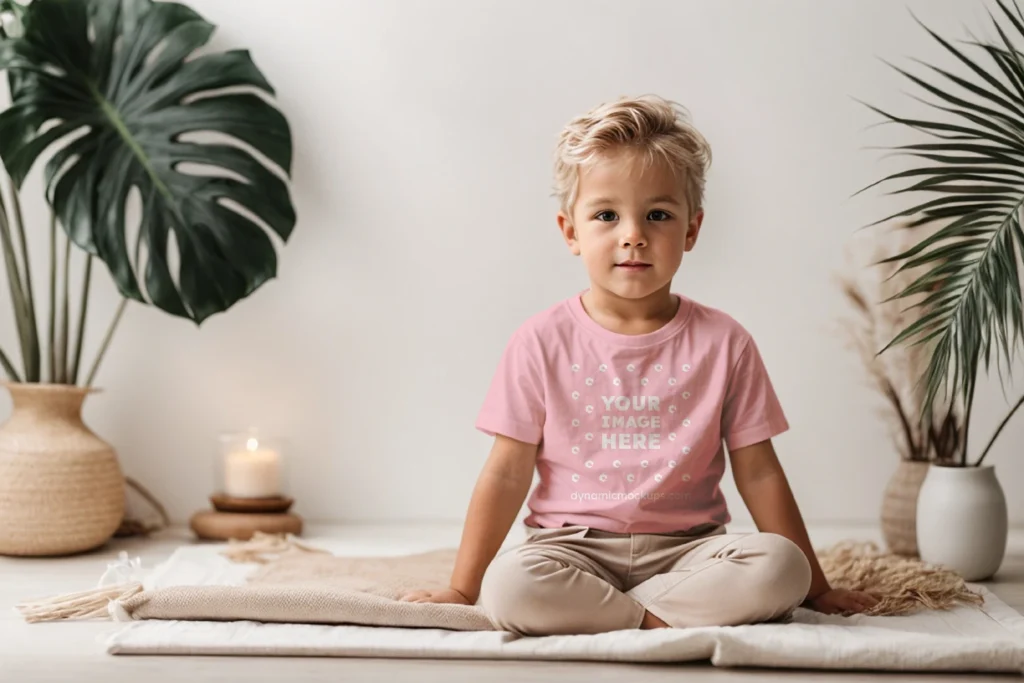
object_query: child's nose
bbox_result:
[619,222,648,248]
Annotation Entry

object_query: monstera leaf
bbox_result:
[0,0,295,324]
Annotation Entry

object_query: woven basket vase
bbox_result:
[0,382,124,556]
[880,459,930,557]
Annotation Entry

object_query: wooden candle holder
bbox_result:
[190,494,302,541]
[210,493,294,514]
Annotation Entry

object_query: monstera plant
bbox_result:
[0,0,296,386]
[0,0,297,557]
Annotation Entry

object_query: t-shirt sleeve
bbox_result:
[475,330,546,444]
[721,335,789,451]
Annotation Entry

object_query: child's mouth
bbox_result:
[616,262,651,271]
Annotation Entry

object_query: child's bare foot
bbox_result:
[640,610,670,629]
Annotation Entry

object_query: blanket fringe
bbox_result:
[818,541,984,616]
[220,531,328,564]
[13,533,322,623]
[15,582,144,623]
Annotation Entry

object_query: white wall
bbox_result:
[2,0,1021,526]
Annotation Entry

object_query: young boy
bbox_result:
[401,95,878,635]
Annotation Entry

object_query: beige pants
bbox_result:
[479,524,812,636]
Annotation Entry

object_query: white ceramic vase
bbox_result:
[916,463,1008,581]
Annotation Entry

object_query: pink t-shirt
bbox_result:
[475,291,789,534]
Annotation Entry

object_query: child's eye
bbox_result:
[594,210,671,222]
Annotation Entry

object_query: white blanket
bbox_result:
[106,541,1024,673]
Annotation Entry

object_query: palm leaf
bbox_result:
[0,0,296,324]
[863,2,1024,423]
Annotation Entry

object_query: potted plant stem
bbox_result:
[838,223,965,557]
[861,0,1024,579]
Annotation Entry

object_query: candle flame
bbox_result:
[246,437,259,451]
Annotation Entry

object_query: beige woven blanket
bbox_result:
[96,534,984,630]
[118,546,494,630]
[17,534,984,629]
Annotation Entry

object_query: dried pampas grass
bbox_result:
[837,222,964,463]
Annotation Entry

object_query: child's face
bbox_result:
[557,149,703,304]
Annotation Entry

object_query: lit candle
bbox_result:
[223,437,281,498]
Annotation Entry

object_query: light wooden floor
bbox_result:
[2,523,1023,682]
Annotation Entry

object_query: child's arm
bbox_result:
[729,439,880,615]
[401,433,538,604]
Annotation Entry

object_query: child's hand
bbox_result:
[805,588,880,615]
[398,587,474,605]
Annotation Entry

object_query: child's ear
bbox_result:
[557,211,581,256]
[684,210,704,252]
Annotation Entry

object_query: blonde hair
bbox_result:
[553,94,712,219]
